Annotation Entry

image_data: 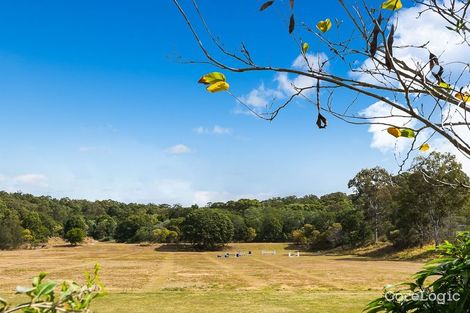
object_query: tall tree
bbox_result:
[409,152,470,246]
[348,167,394,243]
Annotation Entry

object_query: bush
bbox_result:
[182,209,234,250]
[0,264,103,312]
[365,232,470,312]
[64,228,86,246]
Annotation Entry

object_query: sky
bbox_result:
[0,1,468,206]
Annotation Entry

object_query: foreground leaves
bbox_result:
[387,127,401,138]
[198,72,226,85]
[316,18,332,33]
[206,81,230,93]
[301,42,309,54]
[198,72,229,93]
[387,127,415,139]
[381,0,402,10]
[419,143,430,152]
[455,92,470,103]
[259,1,274,11]
[289,14,295,33]
[365,232,470,312]
[0,264,103,313]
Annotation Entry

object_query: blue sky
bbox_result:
[0,1,405,205]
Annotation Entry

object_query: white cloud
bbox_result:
[240,82,284,107]
[353,1,470,84]
[363,101,470,174]
[361,101,418,153]
[165,144,192,155]
[212,125,231,135]
[13,174,48,187]
[358,2,470,174]
[431,105,470,173]
[193,125,232,135]
[239,53,328,111]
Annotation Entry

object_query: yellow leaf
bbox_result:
[419,143,430,152]
[302,42,309,54]
[198,72,226,85]
[387,127,401,138]
[206,81,229,93]
[381,0,402,10]
[455,92,470,103]
[316,18,332,33]
[439,81,451,90]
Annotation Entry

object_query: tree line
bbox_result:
[0,152,469,250]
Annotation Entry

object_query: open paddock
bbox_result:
[0,242,423,312]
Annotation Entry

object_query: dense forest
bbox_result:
[1,152,469,250]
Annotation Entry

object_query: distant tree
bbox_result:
[292,229,308,245]
[63,215,87,235]
[21,211,50,244]
[64,228,86,246]
[91,215,117,241]
[114,219,140,243]
[392,152,470,247]
[243,207,263,233]
[245,227,257,242]
[0,203,23,250]
[153,228,170,243]
[182,209,234,250]
[259,214,283,242]
[349,167,394,243]
[311,223,343,250]
[336,207,371,247]
[228,213,248,241]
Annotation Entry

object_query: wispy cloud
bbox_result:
[238,53,328,113]
[13,174,48,187]
[165,144,192,155]
[194,125,232,135]
[79,146,97,153]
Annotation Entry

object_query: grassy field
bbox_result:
[0,242,424,313]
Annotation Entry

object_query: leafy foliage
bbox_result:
[64,228,86,246]
[0,264,103,313]
[365,232,470,312]
[182,209,234,249]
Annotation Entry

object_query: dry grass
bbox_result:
[0,242,424,312]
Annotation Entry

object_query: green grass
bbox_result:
[92,290,376,313]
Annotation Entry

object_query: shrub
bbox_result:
[365,232,470,312]
[0,264,103,313]
[64,228,86,246]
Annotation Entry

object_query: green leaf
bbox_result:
[301,42,309,54]
[399,128,415,138]
[198,72,226,85]
[35,281,56,300]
